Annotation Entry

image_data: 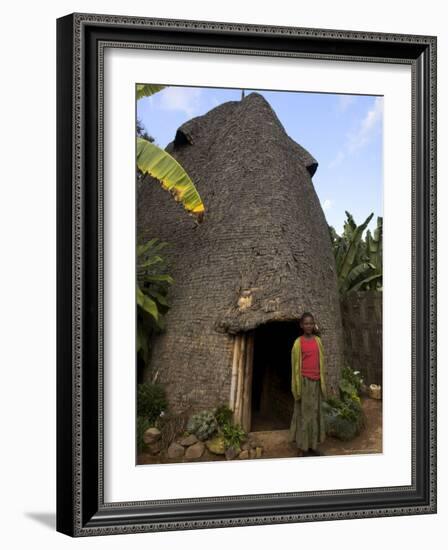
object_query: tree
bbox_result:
[136,84,207,369]
[136,238,173,368]
[329,212,382,295]
[136,84,205,223]
[136,118,155,143]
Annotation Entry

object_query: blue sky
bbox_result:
[137,86,383,235]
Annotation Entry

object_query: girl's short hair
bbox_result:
[299,311,321,335]
[299,311,314,323]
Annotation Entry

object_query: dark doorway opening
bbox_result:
[251,320,302,431]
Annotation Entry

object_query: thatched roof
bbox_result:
[137,92,340,335]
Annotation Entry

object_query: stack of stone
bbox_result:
[166,433,205,459]
[144,427,264,461]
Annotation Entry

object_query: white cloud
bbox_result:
[157,87,204,117]
[328,151,345,169]
[347,96,383,153]
[322,199,332,212]
[329,97,383,168]
[337,94,357,112]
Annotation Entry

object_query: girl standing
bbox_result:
[288,312,327,456]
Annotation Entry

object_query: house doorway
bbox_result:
[251,321,301,431]
[229,320,302,432]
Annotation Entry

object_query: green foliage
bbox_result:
[136,118,155,143]
[137,382,168,425]
[364,216,383,288]
[135,82,205,366]
[137,137,205,222]
[214,404,234,427]
[186,405,247,450]
[187,410,219,441]
[136,416,151,453]
[323,367,366,441]
[339,378,360,404]
[136,238,173,367]
[328,212,383,295]
[136,83,166,100]
[325,395,343,409]
[322,398,355,422]
[137,238,173,324]
[340,366,363,392]
[323,393,366,440]
[136,85,205,223]
[221,422,247,451]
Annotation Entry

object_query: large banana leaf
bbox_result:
[350,273,382,292]
[137,137,205,222]
[338,212,374,283]
[344,211,357,235]
[340,262,376,294]
[136,85,205,222]
[137,255,164,270]
[374,216,383,242]
[137,238,169,256]
[137,287,159,321]
[335,238,348,273]
[144,288,169,307]
[136,237,173,330]
[330,211,382,295]
[365,216,383,270]
[136,84,166,100]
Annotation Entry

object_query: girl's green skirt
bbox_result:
[288,375,326,451]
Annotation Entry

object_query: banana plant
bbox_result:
[136,85,207,367]
[136,85,205,222]
[329,212,382,295]
[136,238,173,364]
[365,217,382,274]
[137,138,205,222]
[136,84,166,100]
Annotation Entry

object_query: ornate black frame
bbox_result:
[56,12,437,537]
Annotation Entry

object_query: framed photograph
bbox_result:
[56,12,437,537]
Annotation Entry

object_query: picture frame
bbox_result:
[56,12,437,537]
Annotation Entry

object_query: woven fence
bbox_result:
[340,290,383,386]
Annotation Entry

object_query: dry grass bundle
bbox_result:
[157,405,194,449]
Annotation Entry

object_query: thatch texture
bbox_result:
[137,92,344,414]
[341,290,383,385]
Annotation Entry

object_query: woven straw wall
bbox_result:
[340,290,383,386]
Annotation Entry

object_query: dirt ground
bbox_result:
[137,396,382,465]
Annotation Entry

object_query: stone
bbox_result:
[241,441,251,451]
[167,442,185,459]
[239,449,249,459]
[147,440,162,455]
[225,446,240,460]
[185,441,205,459]
[255,446,263,458]
[205,435,226,455]
[180,434,198,447]
[143,427,161,445]
[249,448,257,459]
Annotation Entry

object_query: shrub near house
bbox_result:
[136,382,168,452]
[323,367,366,441]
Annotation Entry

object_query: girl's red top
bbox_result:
[300,336,320,380]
